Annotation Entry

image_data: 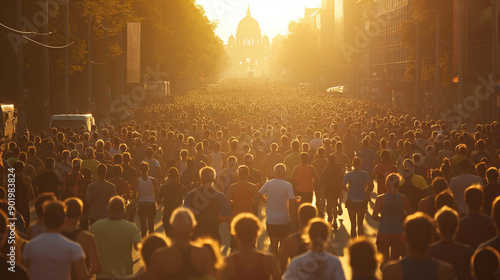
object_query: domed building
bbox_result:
[226,7,270,76]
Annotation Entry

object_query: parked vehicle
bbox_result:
[49,114,95,132]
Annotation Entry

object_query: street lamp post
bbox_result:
[65,0,70,112]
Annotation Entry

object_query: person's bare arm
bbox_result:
[133,242,140,251]
[342,182,348,192]
[372,196,383,221]
[290,166,298,184]
[73,257,90,280]
[152,178,160,203]
[311,166,319,183]
[85,233,102,275]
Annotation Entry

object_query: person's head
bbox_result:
[316,147,325,158]
[145,147,154,158]
[108,196,126,219]
[167,167,179,182]
[386,173,401,193]
[492,196,500,228]
[403,212,435,254]
[434,206,459,240]
[35,192,57,221]
[43,201,67,230]
[140,234,169,270]
[303,218,330,250]
[97,163,107,179]
[348,238,379,277]
[244,154,253,166]
[72,158,81,172]
[231,213,260,245]
[472,247,500,280]
[459,158,472,173]
[352,157,362,170]
[402,159,415,178]
[199,166,216,185]
[113,164,123,178]
[64,197,83,220]
[435,190,455,210]
[270,143,278,152]
[380,149,391,163]
[237,165,249,180]
[13,160,24,174]
[327,154,337,165]
[291,140,300,151]
[45,157,55,170]
[274,163,286,179]
[140,162,149,175]
[465,185,484,212]
[298,203,317,228]
[170,207,197,238]
[227,156,237,168]
[300,152,309,164]
[431,177,448,195]
[487,167,499,185]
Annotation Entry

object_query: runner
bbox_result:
[134,162,160,237]
[342,157,374,238]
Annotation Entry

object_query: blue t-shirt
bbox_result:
[343,170,371,201]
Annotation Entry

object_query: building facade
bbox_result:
[226,7,270,77]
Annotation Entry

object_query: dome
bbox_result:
[236,7,262,40]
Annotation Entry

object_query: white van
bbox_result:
[0,104,17,140]
[50,114,95,132]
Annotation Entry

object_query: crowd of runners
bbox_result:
[1,86,500,280]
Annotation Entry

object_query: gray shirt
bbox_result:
[86,180,117,221]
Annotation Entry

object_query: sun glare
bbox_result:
[197,0,322,43]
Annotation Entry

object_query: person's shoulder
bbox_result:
[382,260,402,279]
[437,259,455,278]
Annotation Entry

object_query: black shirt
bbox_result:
[429,241,474,280]
[34,171,61,198]
[483,182,500,216]
[159,181,187,224]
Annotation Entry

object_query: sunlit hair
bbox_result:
[140,233,170,269]
[169,207,197,228]
[348,237,380,276]
[230,213,261,245]
[386,173,401,193]
[302,218,331,250]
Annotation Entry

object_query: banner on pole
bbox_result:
[127,22,141,84]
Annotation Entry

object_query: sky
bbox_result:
[196,0,322,44]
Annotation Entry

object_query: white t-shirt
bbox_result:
[284,251,346,280]
[22,232,84,280]
[450,173,484,215]
[309,138,323,151]
[259,178,295,225]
